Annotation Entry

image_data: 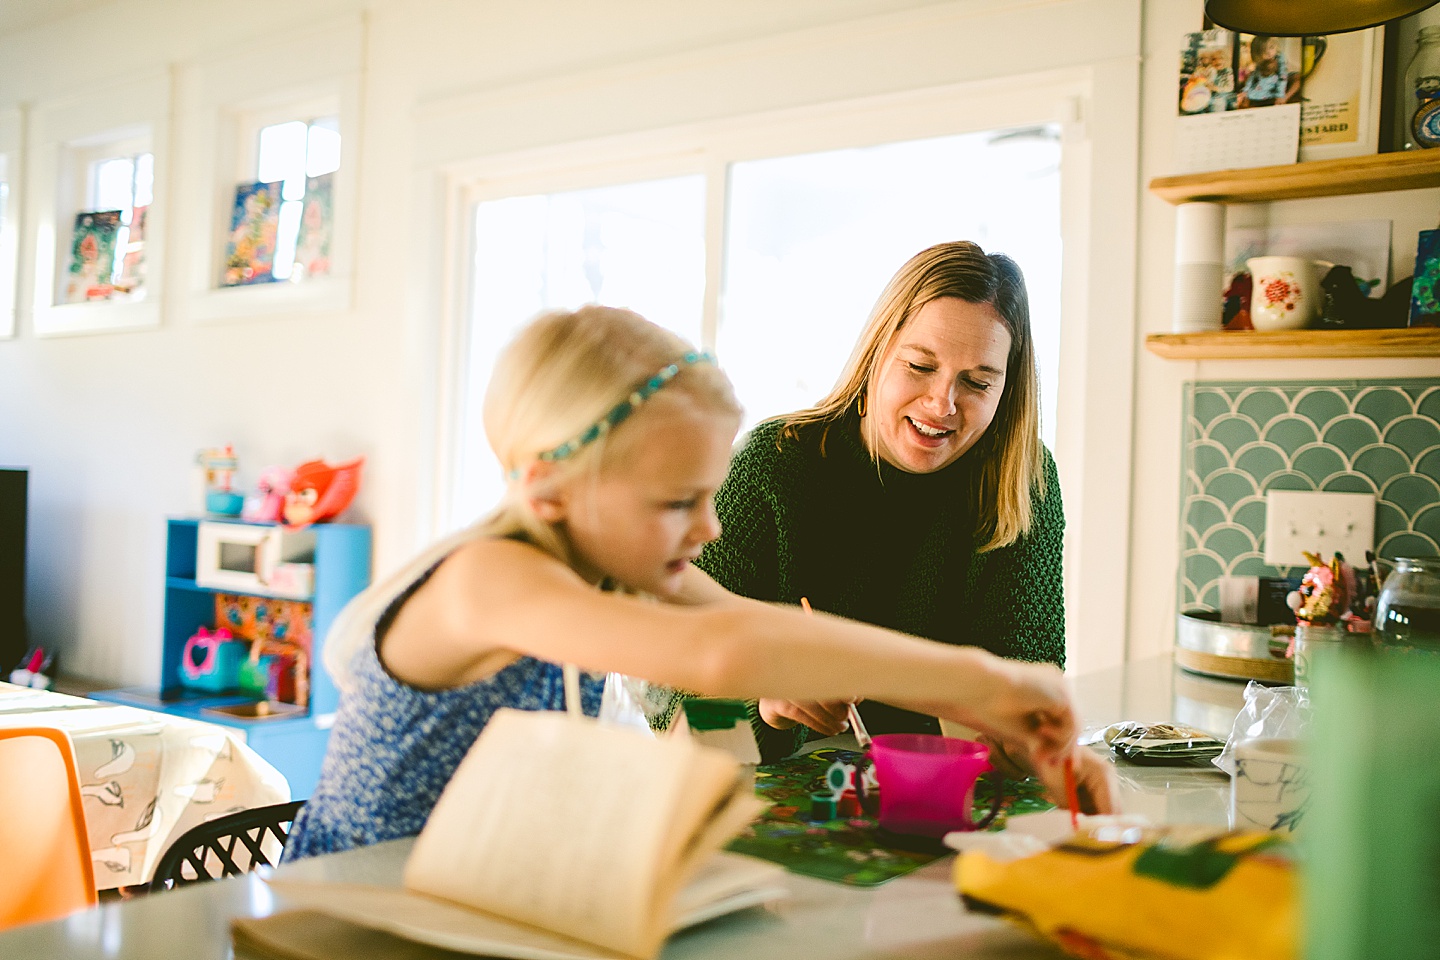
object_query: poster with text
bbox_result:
[1299,29,1383,160]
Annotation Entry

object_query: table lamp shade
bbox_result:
[1206,0,1440,36]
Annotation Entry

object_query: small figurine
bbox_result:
[1222,271,1253,331]
[1287,551,1372,637]
[197,445,243,516]
[1287,551,1347,625]
[283,457,364,528]
[242,465,295,524]
[8,648,52,689]
[1319,268,1413,330]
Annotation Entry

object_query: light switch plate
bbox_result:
[1263,490,1376,566]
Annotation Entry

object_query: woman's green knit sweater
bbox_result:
[695,412,1066,761]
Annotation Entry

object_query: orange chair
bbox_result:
[0,727,97,930]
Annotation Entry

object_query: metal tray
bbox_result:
[1176,611,1294,684]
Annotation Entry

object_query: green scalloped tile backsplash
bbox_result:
[1181,379,1440,613]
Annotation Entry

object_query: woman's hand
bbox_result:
[757,698,852,736]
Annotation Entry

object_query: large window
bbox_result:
[449,126,1063,531]
[720,127,1060,439]
[452,175,707,525]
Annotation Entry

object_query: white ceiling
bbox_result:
[0,0,116,40]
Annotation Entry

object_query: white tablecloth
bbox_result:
[0,681,289,890]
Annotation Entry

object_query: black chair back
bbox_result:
[148,800,305,892]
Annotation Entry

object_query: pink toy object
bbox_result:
[242,466,296,523]
[1287,551,1361,627]
[181,627,248,692]
[867,734,1004,837]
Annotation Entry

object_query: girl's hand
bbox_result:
[757,698,852,736]
[912,659,1077,771]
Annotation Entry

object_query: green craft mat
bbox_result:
[725,747,1055,887]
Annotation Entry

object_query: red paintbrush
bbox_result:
[1064,754,1080,830]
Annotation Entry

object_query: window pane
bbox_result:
[306,116,342,177]
[133,152,154,208]
[257,121,307,198]
[92,157,134,212]
[719,127,1062,446]
[450,174,706,528]
[270,199,304,280]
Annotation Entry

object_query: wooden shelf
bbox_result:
[1149,151,1440,204]
[1145,327,1440,359]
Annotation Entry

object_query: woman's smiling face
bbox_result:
[864,296,1011,474]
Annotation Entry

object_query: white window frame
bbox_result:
[432,66,1139,674]
[174,14,362,323]
[0,107,20,340]
[28,73,169,337]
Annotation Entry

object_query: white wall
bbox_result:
[0,0,1151,686]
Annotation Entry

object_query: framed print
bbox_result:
[1299,27,1385,161]
[175,13,361,324]
[28,72,170,337]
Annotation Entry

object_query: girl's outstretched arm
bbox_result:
[381,538,1076,768]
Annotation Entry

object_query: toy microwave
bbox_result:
[195,521,316,599]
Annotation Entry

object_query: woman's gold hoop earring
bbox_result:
[857,393,867,417]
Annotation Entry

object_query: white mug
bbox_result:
[1247,256,1333,331]
[1230,737,1310,833]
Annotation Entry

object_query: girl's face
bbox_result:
[1257,39,1279,71]
[555,400,739,597]
[864,296,1012,474]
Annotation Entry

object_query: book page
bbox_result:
[262,883,626,960]
[403,709,745,959]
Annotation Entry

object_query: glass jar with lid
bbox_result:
[1375,557,1440,649]
[1404,26,1440,149]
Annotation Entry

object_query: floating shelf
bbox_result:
[1149,151,1440,204]
[1145,327,1440,360]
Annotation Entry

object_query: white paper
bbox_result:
[1173,103,1300,175]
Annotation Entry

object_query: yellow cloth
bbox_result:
[955,827,1296,960]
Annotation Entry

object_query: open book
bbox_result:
[257,708,786,960]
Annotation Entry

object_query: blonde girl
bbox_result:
[285,306,1091,859]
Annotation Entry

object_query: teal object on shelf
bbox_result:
[89,518,372,799]
[180,628,247,692]
[205,490,244,516]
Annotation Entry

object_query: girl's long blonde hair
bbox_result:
[776,241,1045,553]
[325,306,741,690]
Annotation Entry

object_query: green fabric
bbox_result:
[696,412,1066,762]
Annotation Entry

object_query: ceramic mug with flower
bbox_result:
[1247,256,1334,331]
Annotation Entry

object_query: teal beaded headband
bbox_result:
[513,351,715,475]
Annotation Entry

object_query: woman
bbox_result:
[698,241,1070,768]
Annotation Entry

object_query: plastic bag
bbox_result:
[598,672,679,735]
[1213,682,1309,776]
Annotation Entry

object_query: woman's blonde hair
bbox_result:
[776,241,1045,553]
[325,306,741,689]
